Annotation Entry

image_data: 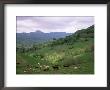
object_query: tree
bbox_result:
[53,38,56,40]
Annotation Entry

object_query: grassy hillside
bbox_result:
[16,25,94,74]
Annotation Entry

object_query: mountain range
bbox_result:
[16,30,72,46]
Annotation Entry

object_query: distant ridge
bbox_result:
[16,30,72,46]
[17,30,69,34]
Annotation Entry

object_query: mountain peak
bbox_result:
[35,30,44,33]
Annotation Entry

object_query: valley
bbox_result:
[16,25,94,74]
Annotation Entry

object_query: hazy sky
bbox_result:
[16,16,94,33]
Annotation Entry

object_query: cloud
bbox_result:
[16,16,94,33]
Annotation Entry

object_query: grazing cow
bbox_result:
[63,64,69,67]
[16,61,20,64]
[35,66,39,68]
[43,65,49,71]
[27,64,29,66]
[16,62,20,64]
[74,66,78,69]
[52,65,59,70]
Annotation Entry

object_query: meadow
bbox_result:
[16,25,94,74]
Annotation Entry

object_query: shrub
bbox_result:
[85,44,94,52]
[91,44,94,51]
[44,52,63,64]
[32,53,44,59]
[61,56,82,67]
